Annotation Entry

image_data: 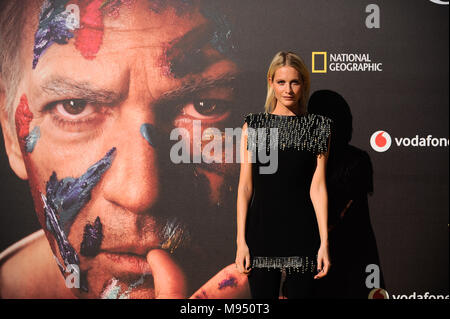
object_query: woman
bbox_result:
[236,51,332,298]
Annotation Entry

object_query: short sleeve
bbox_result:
[312,115,333,155]
[243,113,252,127]
[243,113,256,151]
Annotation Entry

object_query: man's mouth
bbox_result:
[99,251,152,275]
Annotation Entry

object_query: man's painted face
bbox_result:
[15,0,239,298]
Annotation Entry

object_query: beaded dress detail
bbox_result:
[243,112,332,273]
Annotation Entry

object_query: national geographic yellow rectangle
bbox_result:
[312,52,327,73]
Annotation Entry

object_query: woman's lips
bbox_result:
[99,251,152,275]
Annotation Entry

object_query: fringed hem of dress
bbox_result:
[251,256,317,274]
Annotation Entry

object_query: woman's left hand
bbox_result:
[314,243,331,279]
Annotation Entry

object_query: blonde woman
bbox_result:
[236,51,332,298]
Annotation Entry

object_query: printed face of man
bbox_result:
[6,0,240,298]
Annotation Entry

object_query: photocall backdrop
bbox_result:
[0,0,448,297]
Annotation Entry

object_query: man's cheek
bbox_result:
[173,119,237,205]
[14,94,117,294]
[14,94,46,224]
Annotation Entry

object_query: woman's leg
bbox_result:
[247,268,282,299]
[283,271,315,299]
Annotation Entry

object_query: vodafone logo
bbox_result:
[370,131,392,152]
[370,131,449,152]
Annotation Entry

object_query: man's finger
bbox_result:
[146,249,187,298]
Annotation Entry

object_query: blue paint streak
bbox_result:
[25,126,41,153]
[42,192,79,267]
[140,123,156,147]
[80,216,103,257]
[46,147,117,233]
[33,0,73,69]
[218,276,238,290]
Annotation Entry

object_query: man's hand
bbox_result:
[146,249,187,298]
[146,250,250,299]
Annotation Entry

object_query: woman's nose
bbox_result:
[285,85,293,93]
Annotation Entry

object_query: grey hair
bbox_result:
[0,0,40,130]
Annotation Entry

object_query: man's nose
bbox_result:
[101,109,160,214]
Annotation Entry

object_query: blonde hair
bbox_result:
[264,51,310,114]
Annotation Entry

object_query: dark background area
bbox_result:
[0,0,448,296]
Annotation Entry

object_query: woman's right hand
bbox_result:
[235,242,252,275]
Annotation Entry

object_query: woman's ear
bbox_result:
[0,91,28,180]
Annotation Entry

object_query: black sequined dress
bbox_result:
[244,112,332,273]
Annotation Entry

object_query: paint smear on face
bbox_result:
[42,192,80,267]
[74,0,104,59]
[80,270,89,292]
[25,126,41,153]
[33,0,135,68]
[100,274,148,299]
[32,0,78,69]
[80,216,103,257]
[218,276,238,290]
[140,123,156,147]
[15,95,34,154]
[159,217,191,253]
[42,147,116,273]
[45,147,116,233]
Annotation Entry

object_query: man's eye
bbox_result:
[58,100,87,115]
[51,99,96,120]
[182,99,229,120]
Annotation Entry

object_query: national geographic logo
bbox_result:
[312,52,383,73]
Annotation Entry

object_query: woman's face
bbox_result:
[270,66,302,110]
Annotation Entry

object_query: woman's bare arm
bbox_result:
[310,135,331,279]
[235,122,253,274]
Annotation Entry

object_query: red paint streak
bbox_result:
[75,0,104,59]
[375,132,387,147]
[15,94,33,154]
